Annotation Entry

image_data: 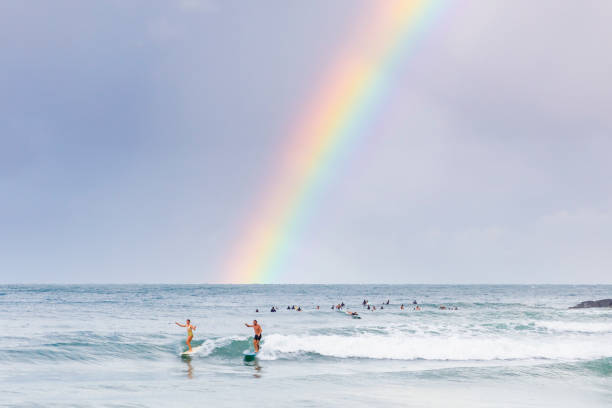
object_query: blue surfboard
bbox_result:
[243,351,257,362]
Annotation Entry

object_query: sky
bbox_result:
[1,0,611,284]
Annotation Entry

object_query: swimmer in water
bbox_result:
[175,319,196,352]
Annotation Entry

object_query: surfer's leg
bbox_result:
[187,335,193,351]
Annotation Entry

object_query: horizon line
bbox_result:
[2,282,611,286]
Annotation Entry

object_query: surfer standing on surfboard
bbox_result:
[175,319,196,352]
[245,320,262,352]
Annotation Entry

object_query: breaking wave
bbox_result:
[255,332,612,361]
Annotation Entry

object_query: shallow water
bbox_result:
[1,285,611,407]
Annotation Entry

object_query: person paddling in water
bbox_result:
[245,320,263,353]
[175,319,196,352]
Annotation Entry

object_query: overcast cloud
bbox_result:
[1,0,611,283]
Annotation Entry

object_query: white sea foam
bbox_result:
[536,321,612,333]
[257,333,612,361]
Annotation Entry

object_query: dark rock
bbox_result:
[569,299,612,309]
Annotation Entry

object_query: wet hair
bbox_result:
[186,319,190,323]
[253,320,258,324]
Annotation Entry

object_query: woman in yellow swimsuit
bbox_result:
[175,319,197,352]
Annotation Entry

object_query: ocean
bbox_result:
[1,284,611,407]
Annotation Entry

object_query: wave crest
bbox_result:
[256,333,612,361]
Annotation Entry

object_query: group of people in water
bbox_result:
[257,305,304,312]
[253,299,458,314]
[177,299,458,353]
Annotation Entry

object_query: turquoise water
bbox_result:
[1,285,611,407]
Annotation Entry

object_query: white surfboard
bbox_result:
[181,345,202,355]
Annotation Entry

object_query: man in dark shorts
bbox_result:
[245,320,263,352]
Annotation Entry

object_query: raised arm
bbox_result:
[245,323,253,327]
[175,322,186,327]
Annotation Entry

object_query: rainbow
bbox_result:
[224,0,446,283]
